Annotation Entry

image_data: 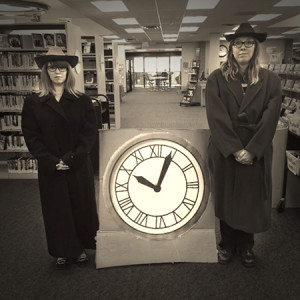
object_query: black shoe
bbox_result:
[218,248,235,265]
[76,251,88,267]
[56,257,69,269]
[238,249,255,268]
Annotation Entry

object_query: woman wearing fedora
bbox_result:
[206,23,282,267]
[21,47,99,269]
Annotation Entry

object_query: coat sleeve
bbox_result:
[206,70,244,158]
[245,73,282,160]
[21,96,60,172]
[61,95,97,167]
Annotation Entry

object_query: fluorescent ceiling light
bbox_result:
[224,32,234,35]
[103,35,120,39]
[112,18,138,25]
[187,0,220,9]
[249,14,281,21]
[267,35,284,39]
[0,19,15,24]
[114,39,127,43]
[163,34,178,38]
[124,28,144,33]
[232,24,256,30]
[274,0,300,7]
[179,27,199,32]
[91,1,128,12]
[182,16,207,23]
[219,37,226,40]
[282,30,300,34]
[164,38,177,42]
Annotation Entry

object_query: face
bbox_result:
[47,63,67,85]
[232,37,256,66]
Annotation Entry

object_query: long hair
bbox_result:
[220,39,261,85]
[38,60,81,97]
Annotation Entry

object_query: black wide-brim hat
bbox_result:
[35,46,78,69]
[224,23,267,43]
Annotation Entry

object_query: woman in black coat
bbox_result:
[206,23,282,267]
[21,47,99,269]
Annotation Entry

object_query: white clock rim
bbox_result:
[103,132,210,241]
[111,139,204,234]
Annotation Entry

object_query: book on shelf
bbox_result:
[84,71,96,84]
[21,35,34,49]
[55,33,66,48]
[0,134,5,150]
[43,33,55,48]
[32,34,44,48]
[273,64,281,73]
[293,80,300,92]
[268,64,275,71]
[8,35,22,49]
[284,79,295,90]
[7,156,38,174]
[0,34,9,48]
[280,64,287,73]
[281,79,286,89]
[294,64,300,74]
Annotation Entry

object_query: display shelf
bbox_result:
[180,60,201,107]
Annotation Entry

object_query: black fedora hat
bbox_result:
[224,23,267,43]
[35,46,78,69]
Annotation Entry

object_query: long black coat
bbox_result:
[21,91,99,258]
[206,68,282,233]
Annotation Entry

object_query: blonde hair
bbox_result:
[38,60,81,97]
[221,39,261,85]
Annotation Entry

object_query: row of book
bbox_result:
[0,52,39,70]
[7,157,37,173]
[0,94,26,111]
[0,134,27,151]
[261,63,300,74]
[282,96,300,110]
[281,79,300,92]
[0,74,40,91]
[0,114,22,131]
[0,33,66,50]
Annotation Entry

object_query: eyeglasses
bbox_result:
[232,41,256,49]
[47,67,67,72]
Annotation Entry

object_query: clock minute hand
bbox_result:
[155,152,172,192]
[134,176,156,190]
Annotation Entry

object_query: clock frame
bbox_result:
[96,129,217,268]
[107,136,209,239]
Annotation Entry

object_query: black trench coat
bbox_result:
[206,68,282,233]
[21,91,99,258]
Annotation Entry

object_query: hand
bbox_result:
[134,176,156,190]
[155,152,172,192]
[56,159,70,170]
[235,149,254,165]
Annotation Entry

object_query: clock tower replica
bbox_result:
[96,129,217,268]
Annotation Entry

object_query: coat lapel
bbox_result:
[39,94,68,121]
[239,81,262,113]
[227,79,243,107]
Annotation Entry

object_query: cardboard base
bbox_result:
[96,229,217,268]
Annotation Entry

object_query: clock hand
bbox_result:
[155,152,172,192]
[134,176,156,190]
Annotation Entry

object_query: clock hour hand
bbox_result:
[155,152,172,192]
[134,176,156,190]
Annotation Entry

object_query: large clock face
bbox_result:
[109,138,207,236]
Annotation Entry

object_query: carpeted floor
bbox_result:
[1,88,300,299]
[120,88,209,129]
[0,179,300,300]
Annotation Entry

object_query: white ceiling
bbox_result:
[1,0,300,44]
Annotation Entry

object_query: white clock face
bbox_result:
[109,138,206,235]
